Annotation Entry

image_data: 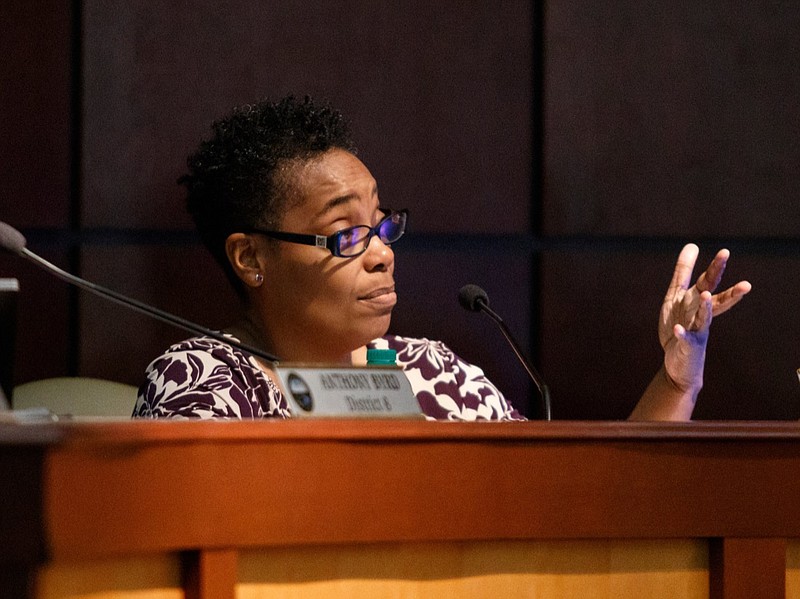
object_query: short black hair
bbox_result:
[179,95,357,296]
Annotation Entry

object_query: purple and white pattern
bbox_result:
[133,334,524,421]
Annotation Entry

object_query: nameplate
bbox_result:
[274,364,423,418]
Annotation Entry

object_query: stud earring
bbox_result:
[254,273,264,284]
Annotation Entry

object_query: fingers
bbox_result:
[670,245,751,313]
[695,290,713,331]
[673,291,712,340]
[666,243,699,301]
[711,280,752,317]
[694,247,751,316]
[695,248,730,294]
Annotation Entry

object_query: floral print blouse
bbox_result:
[133,334,524,421]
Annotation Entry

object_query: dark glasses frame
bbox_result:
[244,208,408,258]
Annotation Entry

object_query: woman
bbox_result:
[133,96,751,421]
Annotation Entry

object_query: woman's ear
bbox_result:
[225,233,266,288]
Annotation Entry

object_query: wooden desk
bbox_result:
[3,419,800,599]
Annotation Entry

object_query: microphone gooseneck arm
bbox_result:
[15,245,280,364]
[459,284,552,421]
[474,297,551,420]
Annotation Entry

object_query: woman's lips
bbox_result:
[359,286,397,308]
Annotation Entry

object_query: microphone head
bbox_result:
[458,284,489,312]
[0,222,27,255]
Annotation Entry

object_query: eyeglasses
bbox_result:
[246,208,408,258]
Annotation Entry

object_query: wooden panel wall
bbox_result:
[1,1,798,419]
[542,2,800,418]
[0,1,73,385]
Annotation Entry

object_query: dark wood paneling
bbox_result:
[0,250,71,388]
[78,244,239,386]
[540,247,800,420]
[6,0,799,428]
[540,1,800,420]
[0,1,73,388]
[543,2,800,237]
[691,251,800,420]
[81,1,532,234]
[73,0,535,411]
[0,2,72,228]
[540,247,664,419]
[391,245,535,417]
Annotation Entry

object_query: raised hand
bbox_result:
[659,244,751,393]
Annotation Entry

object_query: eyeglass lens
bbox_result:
[337,211,405,256]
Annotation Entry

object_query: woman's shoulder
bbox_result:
[372,334,483,379]
[370,334,451,357]
[371,334,524,421]
[135,335,288,419]
[141,336,256,390]
[166,335,247,362]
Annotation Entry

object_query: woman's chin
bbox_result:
[354,315,392,348]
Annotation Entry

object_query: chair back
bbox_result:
[12,377,138,418]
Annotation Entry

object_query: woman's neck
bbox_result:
[227,314,362,366]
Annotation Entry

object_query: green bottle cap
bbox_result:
[366,348,397,365]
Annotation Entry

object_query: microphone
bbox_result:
[458,283,552,420]
[0,221,280,364]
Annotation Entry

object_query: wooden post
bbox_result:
[183,549,238,599]
[709,537,786,599]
